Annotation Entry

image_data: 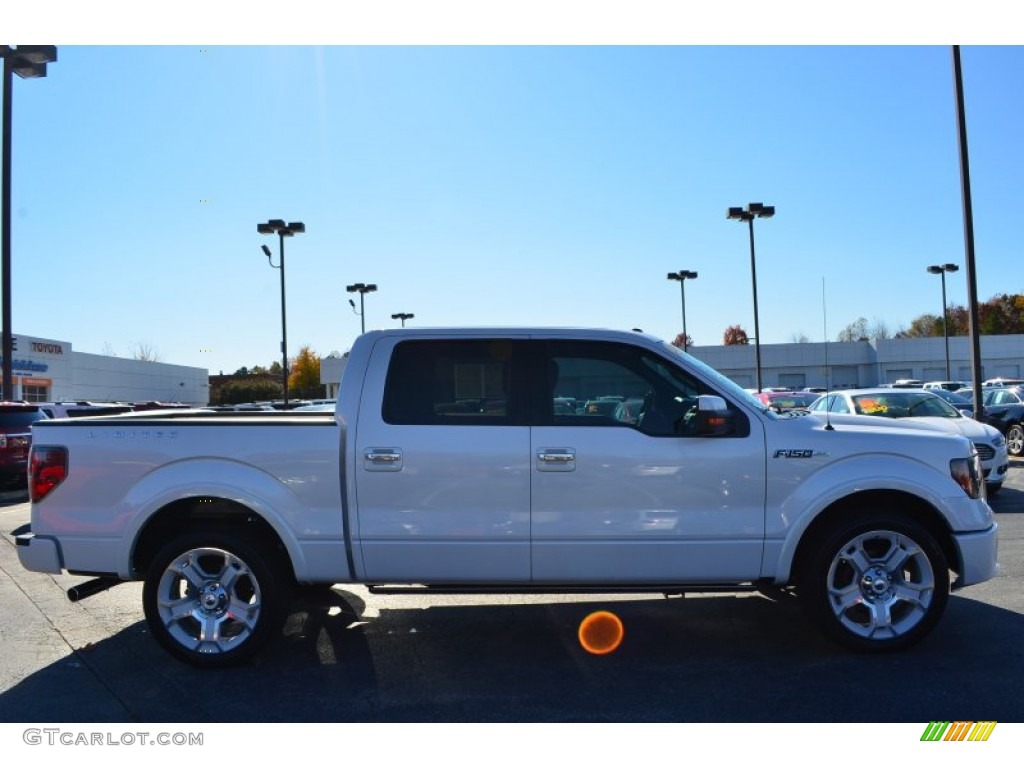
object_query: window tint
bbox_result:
[382,340,524,426]
[543,340,746,437]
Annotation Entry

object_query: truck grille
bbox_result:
[974,443,995,462]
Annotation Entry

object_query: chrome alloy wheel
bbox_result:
[826,530,935,640]
[155,547,263,655]
[1006,424,1024,457]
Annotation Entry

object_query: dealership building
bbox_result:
[2,333,209,404]
[689,334,1024,390]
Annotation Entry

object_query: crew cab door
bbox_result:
[353,336,532,582]
[530,340,766,583]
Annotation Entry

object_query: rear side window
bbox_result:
[382,340,526,426]
[0,409,47,428]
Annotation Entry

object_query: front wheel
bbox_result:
[798,516,949,652]
[1005,423,1023,457]
[142,531,287,667]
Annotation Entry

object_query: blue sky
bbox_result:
[6,8,1023,374]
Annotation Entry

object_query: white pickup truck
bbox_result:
[15,328,998,666]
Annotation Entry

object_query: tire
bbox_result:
[1006,423,1024,457]
[142,530,287,667]
[798,515,949,652]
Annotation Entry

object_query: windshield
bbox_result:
[850,392,961,419]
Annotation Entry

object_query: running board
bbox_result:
[366,583,760,596]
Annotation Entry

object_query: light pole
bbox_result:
[727,202,775,393]
[666,270,698,351]
[391,312,414,327]
[2,45,57,401]
[347,283,377,334]
[257,219,305,407]
[927,263,959,380]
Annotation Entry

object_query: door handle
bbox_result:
[537,448,575,472]
[364,448,403,471]
[538,451,575,463]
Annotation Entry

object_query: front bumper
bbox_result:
[12,524,64,574]
[951,522,999,589]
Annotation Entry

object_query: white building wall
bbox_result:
[70,353,209,404]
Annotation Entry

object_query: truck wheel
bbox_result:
[798,516,949,652]
[142,531,287,667]
[1006,423,1023,457]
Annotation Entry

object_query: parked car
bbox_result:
[808,388,1008,493]
[890,379,925,389]
[752,391,819,413]
[37,402,134,419]
[923,381,970,392]
[928,388,975,418]
[980,386,1024,457]
[0,403,48,488]
[983,378,1024,388]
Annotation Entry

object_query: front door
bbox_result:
[530,340,766,583]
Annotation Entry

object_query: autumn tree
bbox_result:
[723,325,749,345]
[671,332,695,350]
[288,345,324,399]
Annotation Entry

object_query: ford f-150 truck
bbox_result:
[14,328,999,666]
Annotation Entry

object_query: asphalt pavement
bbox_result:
[2,462,1023,723]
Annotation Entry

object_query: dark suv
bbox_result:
[0,403,48,489]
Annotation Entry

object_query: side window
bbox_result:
[543,341,744,437]
[829,396,851,414]
[382,340,524,426]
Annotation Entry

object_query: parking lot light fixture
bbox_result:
[257,219,305,407]
[666,270,698,351]
[927,263,960,380]
[347,283,378,334]
[391,312,414,328]
[2,45,57,401]
[727,202,775,393]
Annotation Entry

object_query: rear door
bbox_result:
[353,336,532,582]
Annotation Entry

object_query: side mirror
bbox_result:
[694,395,733,436]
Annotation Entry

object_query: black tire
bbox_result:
[142,530,287,667]
[797,514,949,652]
[1006,423,1023,457]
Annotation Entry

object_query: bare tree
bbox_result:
[131,342,162,362]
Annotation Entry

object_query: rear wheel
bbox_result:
[798,515,949,652]
[142,530,287,667]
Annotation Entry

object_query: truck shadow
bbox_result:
[2,588,1023,723]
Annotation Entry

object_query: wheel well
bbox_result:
[790,490,959,584]
[131,497,294,581]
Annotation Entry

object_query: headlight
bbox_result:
[992,434,1006,447]
[950,454,984,500]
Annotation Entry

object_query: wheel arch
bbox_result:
[131,497,296,583]
[787,489,959,587]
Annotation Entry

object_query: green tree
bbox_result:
[218,378,282,405]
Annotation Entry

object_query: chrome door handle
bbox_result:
[538,451,575,463]
[537,448,575,472]
[365,451,402,463]
[364,448,403,471]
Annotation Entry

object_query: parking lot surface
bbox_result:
[2,463,1023,723]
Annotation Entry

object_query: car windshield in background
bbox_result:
[766,393,818,410]
[850,392,961,419]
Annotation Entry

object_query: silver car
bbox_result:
[809,388,1008,495]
